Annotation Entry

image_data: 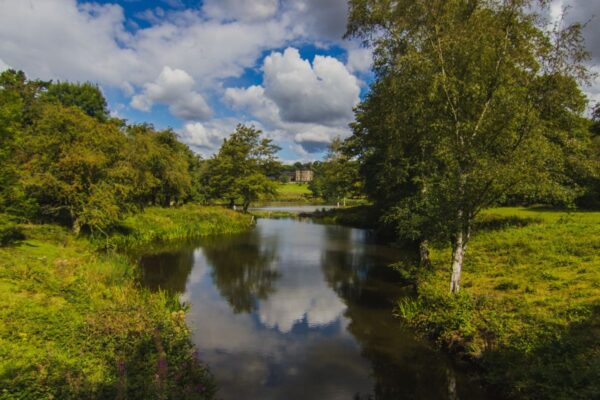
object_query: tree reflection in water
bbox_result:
[139,248,195,293]
[201,232,280,314]
[138,219,493,400]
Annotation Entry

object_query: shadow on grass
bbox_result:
[472,214,542,233]
[483,302,600,399]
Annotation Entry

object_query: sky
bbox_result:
[0,0,598,162]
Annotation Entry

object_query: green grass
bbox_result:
[396,207,600,399]
[105,205,254,250]
[274,183,318,203]
[0,206,253,399]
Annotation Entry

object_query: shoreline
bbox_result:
[0,205,253,399]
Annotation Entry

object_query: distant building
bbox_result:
[294,169,314,183]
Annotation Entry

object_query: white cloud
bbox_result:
[263,47,360,125]
[225,48,358,155]
[225,85,281,126]
[202,0,279,22]
[0,0,141,88]
[345,44,373,74]
[178,119,237,153]
[131,66,212,120]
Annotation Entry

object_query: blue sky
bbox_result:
[0,0,598,161]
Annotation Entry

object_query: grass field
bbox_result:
[396,208,600,399]
[0,206,253,399]
[105,205,253,250]
[274,183,315,202]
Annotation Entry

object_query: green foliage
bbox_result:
[204,125,281,211]
[346,0,596,292]
[43,81,109,121]
[308,137,362,204]
[306,205,378,230]
[0,214,24,246]
[396,208,600,398]
[0,224,217,400]
[0,70,207,235]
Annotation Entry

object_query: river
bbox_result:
[137,215,491,400]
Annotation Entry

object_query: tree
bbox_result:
[205,125,281,212]
[309,137,361,205]
[346,0,593,292]
[21,103,129,235]
[43,81,109,121]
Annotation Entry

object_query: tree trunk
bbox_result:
[72,218,82,237]
[419,240,432,269]
[450,230,464,293]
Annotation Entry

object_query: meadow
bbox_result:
[0,206,252,399]
[396,208,600,399]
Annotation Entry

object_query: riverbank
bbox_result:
[396,208,600,399]
[105,205,254,250]
[0,206,253,399]
[299,205,377,230]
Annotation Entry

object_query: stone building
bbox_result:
[293,170,314,183]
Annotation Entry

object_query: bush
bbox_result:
[0,215,24,245]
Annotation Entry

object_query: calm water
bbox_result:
[138,217,490,400]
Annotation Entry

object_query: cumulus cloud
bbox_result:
[225,85,281,126]
[263,47,360,125]
[282,0,349,42]
[225,48,358,155]
[178,119,240,153]
[345,44,373,74]
[202,0,279,22]
[131,66,212,120]
[0,0,141,87]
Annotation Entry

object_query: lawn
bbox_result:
[397,207,600,399]
[274,183,315,202]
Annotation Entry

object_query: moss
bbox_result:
[397,208,600,399]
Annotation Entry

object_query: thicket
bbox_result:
[0,70,206,236]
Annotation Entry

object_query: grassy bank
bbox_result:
[274,183,318,203]
[0,206,253,399]
[303,205,378,230]
[396,208,600,399]
[106,205,254,250]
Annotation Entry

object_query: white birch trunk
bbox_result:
[450,230,464,293]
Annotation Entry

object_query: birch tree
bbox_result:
[346,0,592,292]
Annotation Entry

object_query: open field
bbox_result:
[274,183,315,202]
[397,208,600,399]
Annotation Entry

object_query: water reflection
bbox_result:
[202,232,280,313]
[139,218,490,400]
